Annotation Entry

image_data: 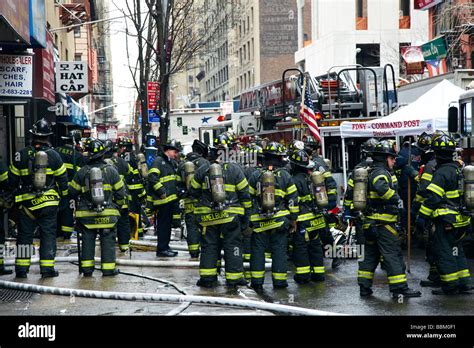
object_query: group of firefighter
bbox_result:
[0,116,472,298]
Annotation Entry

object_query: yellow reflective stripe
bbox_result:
[440,272,459,282]
[70,180,82,191]
[225,184,236,192]
[388,274,407,284]
[131,169,139,175]
[200,268,217,276]
[295,266,311,274]
[149,194,178,205]
[250,210,290,221]
[421,173,433,181]
[275,189,286,197]
[249,186,256,195]
[236,178,248,191]
[242,201,252,209]
[427,183,444,197]
[81,260,95,267]
[312,266,325,274]
[101,263,116,270]
[64,163,75,170]
[381,189,395,200]
[172,214,181,220]
[253,221,284,233]
[289,206,299,213]
[457,269,471,279]
[84,223,116,229]
[76,209,120,217]
[200,217,235,227]
[298,194,312,203]
[446,190,460,199]
[149,168,161,175]
[113,180,124,190]
[227,207,245,215]
[348,179,354,188]
[344,199,353,207]
[40,260,55,267]
[188,244,200,251]
[9,164,20,176]
[19,169,30,176]
[414,194,425,203]
[367,213,398,222]
[419,205,434,217]
[286,184,297,195]
[251,271,265,278]
[327,189,337,195]
[15,259,31,266]
[28,201,61,210]
[297,213,316,222]
[191,178,201,189]
[0,171,7,182]
[153,182,163,191]
[61,226,74,232]
[385,225,398,236]
[102,184,112,191]
[372,175,388,185]
[226,272,244,280]
[54,164,67,176]
[128,184,144,190]
[272,272,287,280]
[323,171,332,179]
[160,175,178,183]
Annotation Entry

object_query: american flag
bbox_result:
[300,78,321,142]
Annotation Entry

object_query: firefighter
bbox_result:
[148,140,182,257]
[0,159,12,275]
[177,139,210,258]
[55,130,86,239]
[410,133,440,287]
[189,141,252,288]
[118,137,147,238]
[10,118,69,278]
[357,140,421,298]
[104,140,133,252]
[69,138,126,277]
[289,149,329,284]
[248,142,299,291]
[417,134,472,295]
[303,135,340,268]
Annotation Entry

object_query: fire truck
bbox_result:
[448,88,474,164]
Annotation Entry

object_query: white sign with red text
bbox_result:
[340,119,434,138]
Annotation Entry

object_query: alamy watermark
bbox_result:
[0,243,35,259]
[324,243,365,261]
[217,148,257,167]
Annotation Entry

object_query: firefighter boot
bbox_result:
[392,288,422,298]
[196,278,217,288]
[41,270,59,279]
[360,286,373,297]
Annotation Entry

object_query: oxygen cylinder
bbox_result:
[137,153,148,179]
[209,164,226,208]
[33,151,48,191]
[89,167,105,210]
[261,171,276,213]
[183,161,196,190]
[104,158,114,166]
[353,167,369,212]
[463,165,474,211]
[311,171,329,209]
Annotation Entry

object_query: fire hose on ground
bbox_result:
[0,279,344,316]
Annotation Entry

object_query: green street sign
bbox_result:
[422,36,447,61]
[177,117,182,127]
[183,126,188,135]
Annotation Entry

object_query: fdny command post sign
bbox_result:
[0,55,33,97]
[55,61,88,93]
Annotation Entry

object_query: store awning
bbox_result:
[56,94,90,128]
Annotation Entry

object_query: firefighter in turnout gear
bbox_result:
[303,135,340,268]
[417,134,472,295]
[69,138,127,276]
[0,160,13,275]
[148,140,182,257]
[411,133,440,287]
[289,149,328,284]
[10,118,69,278]
[248,142,299,290]
[104,140,133,252]
[189,141,252,288]
[55,130,86,239]
[177,139,210,258]
[358,140,421,298]
[118,137,147,238]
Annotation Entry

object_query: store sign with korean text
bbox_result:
[147,81,160,123]
[421,36,447,61]
[55,61,88,93]
[0,55,33,97]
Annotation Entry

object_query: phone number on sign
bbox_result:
[0,89,32,96]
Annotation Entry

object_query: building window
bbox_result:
[75,53,82,61]
[399,0,411,29]
[65,48,69,61]
[243,45,246,62]
[356,0,368,30]
[74,26,81,38]
[356,44,380,67]
[248,42,251,60]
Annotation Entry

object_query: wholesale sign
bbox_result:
[55,61,88,93]
[0,55,33,97]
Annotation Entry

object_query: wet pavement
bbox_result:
[1,235,474,316]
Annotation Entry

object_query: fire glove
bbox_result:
[289,220,297,234]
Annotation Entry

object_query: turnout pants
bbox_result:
[57,196,74,238]
[79,226,117,275]
[358,222,408,292]
[185,213,200,256]
[0,209,6,269]
[251,225,288,287]
[129,199,143,237]
[155,202,174,253]
[116,208,131,251]
[425,224,440,282]
[432,222,471,292]
[293,226,325,283]
[199,219,244,285]
[15,206,58,274]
